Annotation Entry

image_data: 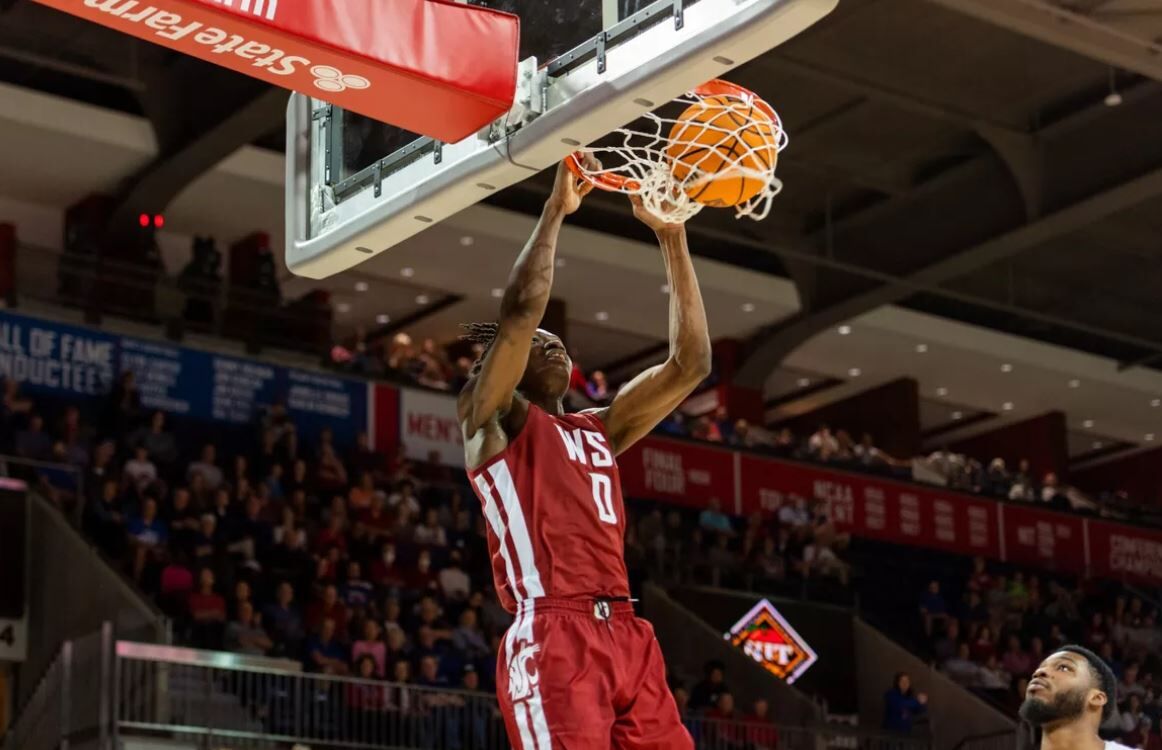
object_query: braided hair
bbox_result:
[460,322,499,376]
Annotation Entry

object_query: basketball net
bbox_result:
[567,80,787,224]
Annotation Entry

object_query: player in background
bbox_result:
[457,157,710,750]
[1017,645,1133,750]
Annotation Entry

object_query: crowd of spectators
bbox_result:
[920,557,1162,748]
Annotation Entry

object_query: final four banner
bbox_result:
[0,311,367,445]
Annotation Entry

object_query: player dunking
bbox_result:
[1018,645,1133,750]
[459,158,709,750]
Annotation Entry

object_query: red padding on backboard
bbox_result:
[31,0,520,143]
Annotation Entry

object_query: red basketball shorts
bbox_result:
[496,598,693,750]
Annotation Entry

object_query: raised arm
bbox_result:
[458,160,594,436]
[594,197,712,454]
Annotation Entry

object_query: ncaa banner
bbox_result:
[32,0,518,142]
[398,388,463,467]
[738,454,1001,560]
[1000,503,1086,575]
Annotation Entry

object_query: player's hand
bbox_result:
[630,195,684,235]
[547,155,597,215]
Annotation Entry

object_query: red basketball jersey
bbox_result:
[466,404,630,613]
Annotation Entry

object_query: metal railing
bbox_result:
[0,454,84,527]
[8,629,933,750]
[954,731,1018,750]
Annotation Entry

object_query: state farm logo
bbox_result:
[311,66,370,93]
[724,599,818,684]
[83,0,373,92]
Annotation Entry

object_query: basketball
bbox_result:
[665,95,781,208]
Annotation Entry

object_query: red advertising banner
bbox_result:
[619,437,737,511]
[1000,504,1087,575]
[1086,520,1162,586]
[33,0,518,142]
[739,455,1001,559]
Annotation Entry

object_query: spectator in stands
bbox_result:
[225,601,273,655]
[742,697,778,750]
[414,507,448,547]
[585,370,609,404]
[699,497,734,536]
[777,494,811,535]
[438,549,471,602]
[15,413,51,461]
[807,424,839,462]
[305,616,349,675]
[188,443,223,491]
[353,618,387,677]
[919,580,949,637]
[690,661,729,711]
[264,581,305,655]
[657,411,687,437]
[126,497,167,580]
[943,643,981,686]
[705,692,745,750]
[1002,635,1033,679]
[187,567,227,649]
[883,672,928,734]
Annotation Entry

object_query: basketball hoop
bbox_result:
[566,79,787,224]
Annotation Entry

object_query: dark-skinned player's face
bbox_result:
[1019,651,1105,726]
[519,329,572,398]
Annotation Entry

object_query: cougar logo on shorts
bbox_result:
[311,66,371,93]
[507,642,541,702]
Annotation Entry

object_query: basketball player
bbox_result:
[1017,645,1133,750]
[458,157,709,750]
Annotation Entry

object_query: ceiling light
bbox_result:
[401,267,415,278]
[415,294,430,305]
[797,378,811,388]
[848,367,861,378]
[1092,441,1104,449]
[1068,379,1080,389]
[1146,433,1155,443]
[459,236,475,247]
[1153,399,1161,408]
[915,344,928,354]
[491,288,504,299]
[375,314,390,325]
[660,284,670,294]
[951,411,963,420]
[354,281,369,292]
[336,302,351,314]
[595,311,609,322]
[555,258,566,268]
[1104,91,1123,107]
[1000,363,1013,373]
[838,325,852,336]
[936,387,949,397]
[1083,419,1094,429]
[742,302,756,313]
[1002,402,1014,411]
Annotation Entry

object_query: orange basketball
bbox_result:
[666,95,780,208]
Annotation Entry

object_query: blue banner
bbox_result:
[0,313,117,397]
[0,311,366,444]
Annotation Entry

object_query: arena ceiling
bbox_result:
[2,0,1162,459]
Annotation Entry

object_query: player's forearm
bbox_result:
[659,228,712,378]
[499,202,566,325]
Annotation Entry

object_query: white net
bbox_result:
[571,81,788,224]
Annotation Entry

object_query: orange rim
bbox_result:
[565,79,778,193]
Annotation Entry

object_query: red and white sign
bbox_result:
[33,0,519,142]
[1002,504,1086,575]
[620,437,736,510]
[739,455,1001,559]
[398,389,463,467]
[1087,521,1162,585]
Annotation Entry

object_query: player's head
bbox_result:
[1019,645,1116,731]
[461,322,573,399]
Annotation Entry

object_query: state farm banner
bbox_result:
[739,455,1001,559]
[1087,521,1162,586]
[1001,504,1086,575]
[619,437,736,510]
[35,0,518,142]
[398,389,463,467]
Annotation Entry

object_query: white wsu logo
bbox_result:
[507,642,541,702]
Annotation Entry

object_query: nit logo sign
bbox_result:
[724,599,818,684]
